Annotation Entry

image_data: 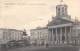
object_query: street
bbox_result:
[3,46,79,51]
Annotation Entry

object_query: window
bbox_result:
[58,8,60,11]
[62,7,65,15]
[62,36,65,41]
[57,8,60,15]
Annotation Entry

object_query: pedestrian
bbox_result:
[46,43,49,48]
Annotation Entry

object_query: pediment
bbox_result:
[47,18,74,26]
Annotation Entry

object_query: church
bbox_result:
[30,0,80,46]
[47,0,80,45]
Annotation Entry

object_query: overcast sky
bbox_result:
[0,0,80,32]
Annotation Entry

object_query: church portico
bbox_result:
[47,0,74,45]
[48,24,72,45]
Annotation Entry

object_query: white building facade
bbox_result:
[0,28,24,44]
[30,27,48,45]
[71,24,80,45]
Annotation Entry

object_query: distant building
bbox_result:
[71,24,80,45]
[30,27,48,45]
[0,28,24,44]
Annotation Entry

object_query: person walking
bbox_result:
[46,43,49,48]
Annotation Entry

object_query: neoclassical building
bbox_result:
[30,27,48,45]
[0,28,24,44]
[47,0,80,45]
[47,0,73,45]
[30,0,80,45]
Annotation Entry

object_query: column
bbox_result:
[56,28,58,44]
[69,26,72,43]
[52,28,54,44]
[49,29,52,44]
[65,27,67,44]
[60,28,62,44]
[48,30,50,44]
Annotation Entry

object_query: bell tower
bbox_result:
[56,0,70,19]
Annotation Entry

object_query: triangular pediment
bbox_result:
[47,18,74,26]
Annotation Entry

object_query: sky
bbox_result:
[0,0,80,33]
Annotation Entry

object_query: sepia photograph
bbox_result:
[0,0,80,51]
